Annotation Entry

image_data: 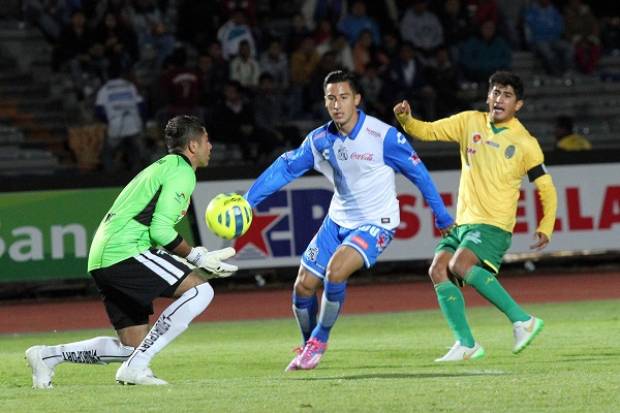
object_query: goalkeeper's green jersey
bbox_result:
[88,154,195,271]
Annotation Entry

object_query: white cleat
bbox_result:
[435,341,486,362]
[25,345,54,389]
[513,316,544,354]
[116,362,168,385]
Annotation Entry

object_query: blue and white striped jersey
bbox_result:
[245,110,453,230]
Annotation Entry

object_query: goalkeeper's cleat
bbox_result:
[297,338,327,370]
[25,345,55,389]
[115,362,168,385]
[434,341,485,362]
[284,346,304,372]
[512,316,544,354]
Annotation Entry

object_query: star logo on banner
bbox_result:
[233,212,282,255]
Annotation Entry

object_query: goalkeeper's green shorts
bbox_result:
[435,223,512,274]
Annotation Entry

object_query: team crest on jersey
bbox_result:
[321,149,330,160]
[472,132,482,143]
[305,247,319,262]
[409,153,421,165]
[505,145,516,159]
[337,145,348,160]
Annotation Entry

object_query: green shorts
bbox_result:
[435,223,512,273]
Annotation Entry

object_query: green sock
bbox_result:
[434,281,475,347]
[465,266,530,323]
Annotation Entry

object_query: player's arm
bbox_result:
[524,141,557,250]
[393,100,465,143]
[244,137,315,207]
[383,128,454,230]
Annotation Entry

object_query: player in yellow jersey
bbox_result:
[394,71,557,361]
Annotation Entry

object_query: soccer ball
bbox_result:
[205,193,253,240]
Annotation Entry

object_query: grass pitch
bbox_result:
[1,300,619,412]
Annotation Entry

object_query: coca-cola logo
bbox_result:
[350,152,374,161]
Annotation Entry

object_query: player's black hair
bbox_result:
[323,70,361,95]
[488,71,524,100]
[164,115,206,153]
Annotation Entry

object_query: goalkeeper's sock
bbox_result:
[465,266,530,323]
[126,282,214,369]
[40,337,134,368]
[311,280,346,343]
[435,281,475,348]
[292,292,318,343]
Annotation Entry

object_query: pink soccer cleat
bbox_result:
[297,338,327,370]
[284,346,304,372]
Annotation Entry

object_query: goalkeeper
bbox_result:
[394,71,557,361]
[26,115,237,387]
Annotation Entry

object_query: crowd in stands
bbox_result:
[20,0,620,171]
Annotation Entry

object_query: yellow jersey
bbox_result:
[398,110,556,237]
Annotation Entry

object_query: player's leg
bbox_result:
[294,245,363,370]
[25,336,134,389]
[118,272,213,381]
[292,265,322,345]
[295,224,394,370]
[430,226,484,362]
[450,225,544,353]
[285,218,337,371]
[285,266,322,371]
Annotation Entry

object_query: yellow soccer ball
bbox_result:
[205,193,253,240]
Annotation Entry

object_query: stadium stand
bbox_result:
[0,1,619,173]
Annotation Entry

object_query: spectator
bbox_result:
[216,8,256,60]
[286,13,312,53]
[212,80,278,162]
[467,0,499,26]
[496,0,528,49]
[554,115,592,151]
[337,0,381,46]
[301,0,346,30]
[259,38,289,91]
[290,35,321,116]
[254,73,301,151]
[94,60,147,173]
[385,41,436,120]
[128,0,176,67]
[427,47,467,118]
[359,62,388,118]
[230,40,261,90]
[438,0,472,50]
[352,29,373,75]
[52,10,95,98]
[314,19,334,55]
[458,20,512,82]
[158,46,205,122]
[330,33,355,72]
[524,0,573,76]
[400,0,444,61]
[94,12,139,68]
[22,0,72,41]
[601,16,620,54]
[564,0,601,74]
[204,41,230,99]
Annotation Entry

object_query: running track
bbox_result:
[1,271,619,334]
